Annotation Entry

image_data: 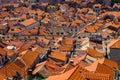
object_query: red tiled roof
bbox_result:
[17,42,34,53]
[59,45,72,51]
[21,50,39,68]
[95,63,114,80]
[87,47,104,58]
[47,66,88,80]
[84,72,110,80]
[62,37,73,45]
[0,48,6,55]
[97,58,118,69]
[20,18,37,26]
[32,61,47,75]
[85,60,114,80]
[49,50,66,61]
[109,38,120,49]
[0,73,6,80]
[69,54,87,66]
[32,59,64,76]
[0,62,26,78]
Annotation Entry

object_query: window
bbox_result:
[75,29,77,32]
[11,29,14,31]
[50,32,53,35]
[61,32,64,35]
[56,32,59,35]
[28,36,30,38]
[2,37,5,39]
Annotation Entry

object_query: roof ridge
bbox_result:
[67,66,79,80]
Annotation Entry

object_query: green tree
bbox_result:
[114,0,120,3]
[35,73,47,80]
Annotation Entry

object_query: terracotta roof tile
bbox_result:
[61,62,75,73]
[69,54,87,66]
[84,72,110,80]
[87,47,104,58]
[97,58,118,69]
[95,63,114,80]
[47,66,88,80]
[0,73,6,80]
[0,62,26,78]
[0,48,6,55]
[32,61,47,75]
[20,18,37,27]
[3,48,14,57]
[32,46,47,57]
[32,59,64,76]
[109,23,120,29]
[102,11,120,17]
[8,27,25,34]
[21,50,39,68]
[59,45,72,51]
[85,60,114,80]
[49,50,66,61]
[62,38,73,44]
[17,42,34,53]
[109,38,120,49]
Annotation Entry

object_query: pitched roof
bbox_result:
[0,62,26,78]
[69,54,87,66]
[20,18,37,26]
[97,58,118,69]
[62,37,73,45]
[32,59,64,76]
[84,72,110,80]
[32,46,47,57]
[85,24,100,33]
[49,50,66,61]
[8,27,25,34]
[61,62,75,73]
[47,66,77,80]
[0,73,6,80]
[87,47,104,58]
[59,45,72,51]
[85,60,114,80]
[109,23,120,29]
[102,11,120,18]
[47,66,87,80]
[95,63,114,80]
[108,38,120,49]
[21,50,39,68]
[17,42,34,53]
[32,61,47,75]
[0,48,6,55]
[93,4,102,8]
[3,48,15,57]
